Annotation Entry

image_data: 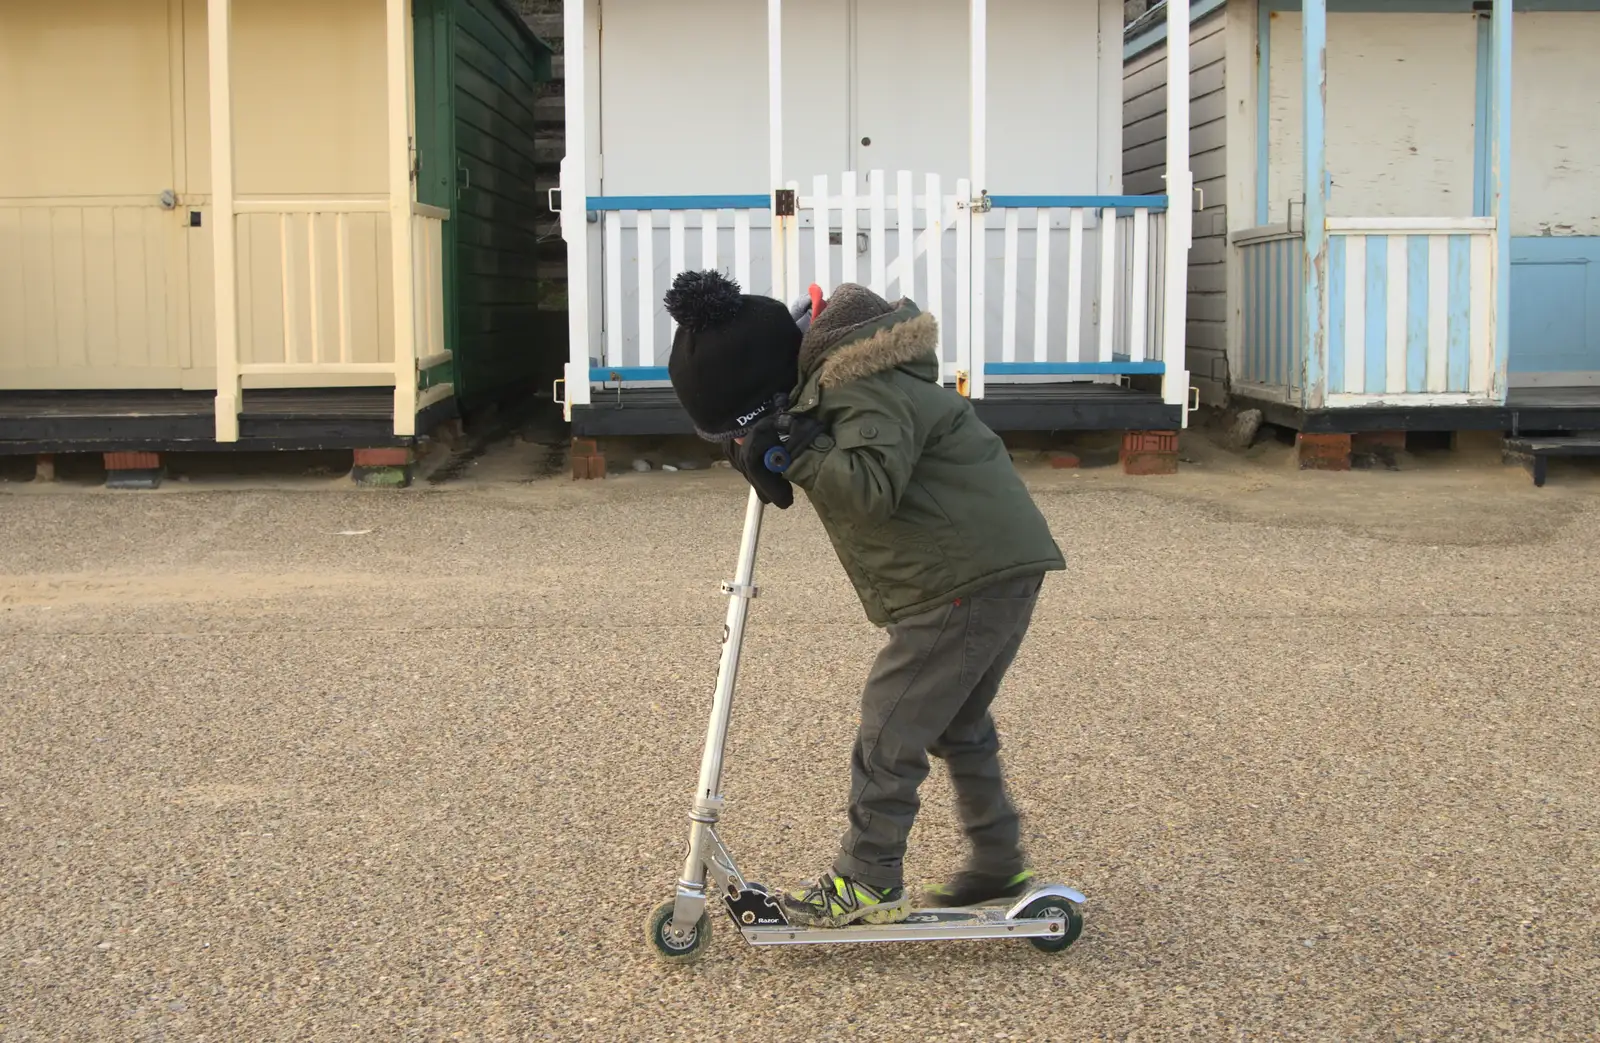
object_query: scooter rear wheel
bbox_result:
[1016,895,1085,953]
[646,900,712,962]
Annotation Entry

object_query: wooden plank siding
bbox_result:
[1124,8,1230,401]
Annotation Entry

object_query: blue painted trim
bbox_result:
[591,366,671,382]
[1256,1,1271,227]
[1123,0,1230,61]
[586,195,769,211]
[1365,236,1389,394]
[1493,0,1513,399]
[1406,237,1431,392]
[986,195,1169,210]
[1329,236,1348,393]
[984,362,1167,375]
[1473,15,1492,218]
[1302,0,1329,405]
[1447,235,1473,392]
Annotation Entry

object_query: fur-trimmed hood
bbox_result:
[796,284,939,391]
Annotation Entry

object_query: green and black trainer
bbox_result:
[923,869,1036,908]
[781,872,910,928]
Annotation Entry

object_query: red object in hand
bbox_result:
[810,283,826,319]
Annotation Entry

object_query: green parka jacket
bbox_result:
[783,284,1065,626]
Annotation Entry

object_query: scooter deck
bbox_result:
[736,905,1067,947]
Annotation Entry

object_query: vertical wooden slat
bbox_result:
[307,212,323,364]
[1097,207,1115,363]
[699,211,718,271]
[896,171,914,300]
[1344,234,1368,394]
[734,210,752,292]
[1386,234,1408,394]
[1130,208,1149,362]
[841,171,858,285]
[412,215,429,360]
[208,0,240,440]
[955,178,972,392]
[1032,208,1051,363]
[637,210,655,367]
[668,211,687,338]
[812,175,831,291]
[970,191,986,396]
[336,212,352,363]
[279,213,297,364]
[1427,234,1450,393]
[786,180,802,302]
[0,209,24,367]
[1000,208,1019,363]
[111,208,148,368]
[432,217,444,356]
[1066,208,1084,363]
[869,170,887,296]
[925,175,944,368]
[19,210,56,369]
[1470,232,1493,394]
[83,208,118,371]
[53,208,84,369]
[604,211,623,367]
[1158,211,1171,363]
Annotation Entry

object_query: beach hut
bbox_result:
[0,0,552,485]
[556,0,1200,451]
[1124,0,1600,471]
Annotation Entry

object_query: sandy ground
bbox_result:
[2,433,1599,1041]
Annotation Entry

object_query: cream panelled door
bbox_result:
[0,0,198,390]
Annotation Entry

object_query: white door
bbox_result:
[851,0,970,185]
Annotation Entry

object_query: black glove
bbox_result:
[730,412,827,510]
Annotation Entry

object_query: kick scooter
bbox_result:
[644,483,1088,962]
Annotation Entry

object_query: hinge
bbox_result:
[774,189,796,217]
[410,138,420,182]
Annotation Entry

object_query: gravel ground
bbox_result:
[2,439,1598,1041]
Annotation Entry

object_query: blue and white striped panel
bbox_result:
[1327,232,1493,396]
[1239,238,1304,388]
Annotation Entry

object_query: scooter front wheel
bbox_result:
[646,900,712,962]
[1016,895,1084,953]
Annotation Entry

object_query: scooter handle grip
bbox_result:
[763,445,791,473]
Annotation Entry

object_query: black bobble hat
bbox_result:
[665,270,801,441]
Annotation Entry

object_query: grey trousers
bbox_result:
[833,573,1043,890]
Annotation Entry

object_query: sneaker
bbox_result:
[781,872,910,928]
[922,869,1035,908]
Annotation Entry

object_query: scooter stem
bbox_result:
[693,485,765,806]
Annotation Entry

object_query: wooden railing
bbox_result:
[216,197,450,428]
[1234,217,1497,406]
[575,170,1168,399]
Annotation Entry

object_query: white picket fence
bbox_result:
[584,171,1168,390]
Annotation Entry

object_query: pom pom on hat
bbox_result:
[664,270,744,332]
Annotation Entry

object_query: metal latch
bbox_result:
[971,191,992,214]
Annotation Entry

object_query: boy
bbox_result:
[664,270,1065,928]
